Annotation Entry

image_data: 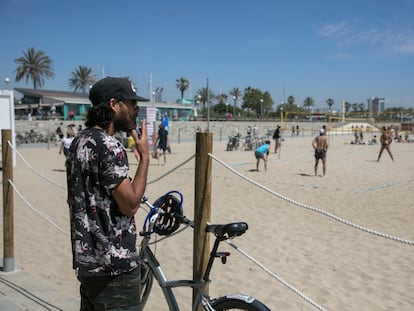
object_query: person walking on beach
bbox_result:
[156,123,168,165]
[312,128,329,176]
[253,124,258,138]
[377,126,394,162]
[66,77,149,310]
[255,140,271,171]
[56,122,64,139]
[58,126,75,157]
[272,125,282,153]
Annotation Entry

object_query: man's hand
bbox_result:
[131,119,149,158]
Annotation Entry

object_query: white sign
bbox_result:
[0,90,16,166]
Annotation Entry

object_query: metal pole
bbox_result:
[206,78,210,132]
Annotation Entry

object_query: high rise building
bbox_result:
[367,97,385,115]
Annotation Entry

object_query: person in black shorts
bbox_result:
[312,128,329,176]
[156,123,168,165]
[272,125,282,153]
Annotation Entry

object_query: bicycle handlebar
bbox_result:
[140,191,248,240]
[140,191,192,236]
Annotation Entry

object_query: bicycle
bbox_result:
[139,191,270,311]
[226,134,241,151]
[242,135,254,151]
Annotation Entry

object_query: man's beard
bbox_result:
[113,112,136,133]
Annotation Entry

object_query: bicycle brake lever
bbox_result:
[178,215,194,227]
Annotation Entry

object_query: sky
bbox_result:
[1,0,414,111]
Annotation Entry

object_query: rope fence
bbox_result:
[3,139,413,311]
[208,153,414,246]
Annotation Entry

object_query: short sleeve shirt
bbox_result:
[66,128,139,277]
[255,143,269,154]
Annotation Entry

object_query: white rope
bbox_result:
[7,140,66,190]
[147,154,195,185]
[8,140,195,190]
[8,179,69,236]
[5,141,195,240]
[208,153,414,246]
[226,240,327,311]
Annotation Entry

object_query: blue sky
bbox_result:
[1,0,413,110]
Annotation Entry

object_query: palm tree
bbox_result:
[326,98,334,112]
[216,93,228,105]
[303,97,314,111]
[287,95,295,106]
[176,77,190,99]
[229,87,242,116]
[195,87,215,110]
[14,47,54,89]
[68,66,97,93]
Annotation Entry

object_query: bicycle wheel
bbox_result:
[211,294,270,311]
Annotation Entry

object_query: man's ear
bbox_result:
[109,98,120,112]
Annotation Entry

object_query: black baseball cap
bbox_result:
[89,77,140,105]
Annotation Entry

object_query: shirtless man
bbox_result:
[312,128,329,176]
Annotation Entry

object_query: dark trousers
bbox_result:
[78,268,142,311]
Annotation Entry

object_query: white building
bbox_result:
[367,97,385,114]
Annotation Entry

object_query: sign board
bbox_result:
[0,90,16,166]
[138,106,157,141]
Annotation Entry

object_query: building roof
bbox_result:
[139,101,195,110]
[14,88,150,104]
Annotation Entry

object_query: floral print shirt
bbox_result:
[66,128,139,277]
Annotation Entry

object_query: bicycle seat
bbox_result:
[205,222,248,240]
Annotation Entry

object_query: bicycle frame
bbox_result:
[140,233,211,311]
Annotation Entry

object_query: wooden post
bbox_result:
[47,129,51,149]
[193,132,212,309]
[2,129,15,272]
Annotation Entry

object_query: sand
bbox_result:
[1,132,413,310]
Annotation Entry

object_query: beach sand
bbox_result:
[1,132,413,310]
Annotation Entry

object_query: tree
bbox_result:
[287,95,295,106]
[214,93,229,117]
[68,66,97,93]
[358,102,365,112]
[326,98,334,112]
[14,47,54,89]
[303,97,314,111]
[176,77,190,99]
[242,87,274,118]
[216,93,228,105]
[229,87,242,116]
[195,87,215,111]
